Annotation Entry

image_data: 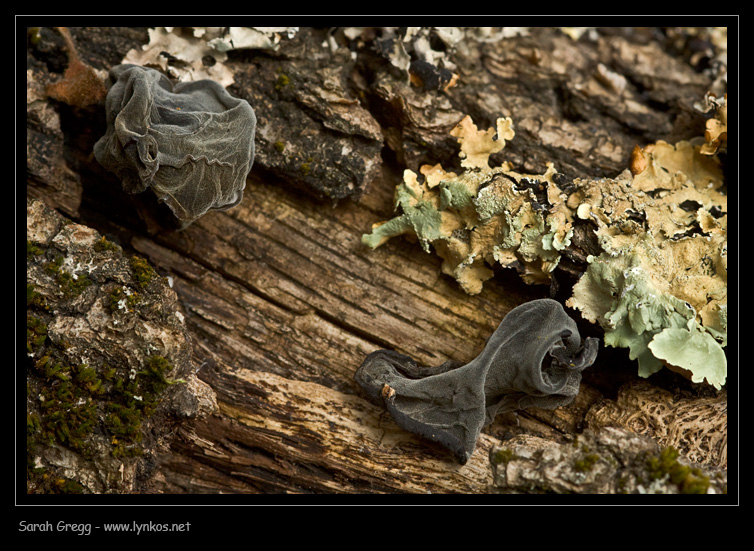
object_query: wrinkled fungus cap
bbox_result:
[94,64,256,225]
[355,298,599,464]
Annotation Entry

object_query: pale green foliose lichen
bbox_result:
[566,139,727,389]
[569,237,726,389]
[362,116,574,293]
[362,111,727,388]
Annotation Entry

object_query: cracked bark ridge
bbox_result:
[355,27,712,179]
[355,299,598,464]
[229,28,383,201]
[26,199,216,493]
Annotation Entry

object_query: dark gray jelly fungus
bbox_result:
[355,298,599,464]
[94,64,256,225]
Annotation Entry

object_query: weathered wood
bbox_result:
[130,170,585,493]
[156,368,499,493]
[137,168,542,373]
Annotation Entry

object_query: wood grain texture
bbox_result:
[131,167,578,493]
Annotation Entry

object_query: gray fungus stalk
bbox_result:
[355,299,599,464]
[94,64,256,225]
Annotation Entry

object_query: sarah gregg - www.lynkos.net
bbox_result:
[19,520,192,535]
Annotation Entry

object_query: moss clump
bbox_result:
[491,447,516,465]
[138,355,179,398]
[104,396,145,457]
[94,235,120,253]
[573,453,600,473]
[104,355,182,457]
[273,141,285,153]
[26,315,48,354]
[26,284,48,310]
[44,254,92,299]
[275,72,290,90]
[130,256,157,289]
[29,351,182,463]
[27,240,44,258]
[108,286,139,314]
[27,471,87,494]
[35,358,100,455]
[646,446,710,494]
[27,27,42,46]
[27,413,41,469]
[300,157,313,175]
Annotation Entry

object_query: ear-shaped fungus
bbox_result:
[94,64,256,225]
[355,298,599,464]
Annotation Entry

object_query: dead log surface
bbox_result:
[25,25,729,494]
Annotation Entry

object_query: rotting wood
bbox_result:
[25,26,729,494]
[129,170,563,493]
[156,368,498,494]
[136,168,544,374]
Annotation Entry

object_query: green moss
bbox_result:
[27,413,41,469]
[491,448,516,465]
[28,27,42,46]
[108,287,139,313]
[573,453,600,473]
[130,256,157,289]
[105,395,145,457]
[43,254,62,272]
[27,246,183,482]
[27,240,44,258]
[26,316,48,354]
[275,73,290,90]
[646,446,710,494]
[29,350,183,463]
[94,235,120,253]
[26,284,48,310]
[37,369,99,455]
[104,355,183,456]
[44,254,92,299]
[300,157,314,175]
[52,477,86,494]
[27,471,87,494]
[101,364,117,380]
[273,141,285,153]
[26,233,184,490]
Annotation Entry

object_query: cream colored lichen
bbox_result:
[700,95,727,155]
[565,137,727,388]
[450,116,515,171]
[123,27,297,87]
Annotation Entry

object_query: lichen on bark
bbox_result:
[489,427,727,494]
[362,111,727,388]
[26,199,215,493]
